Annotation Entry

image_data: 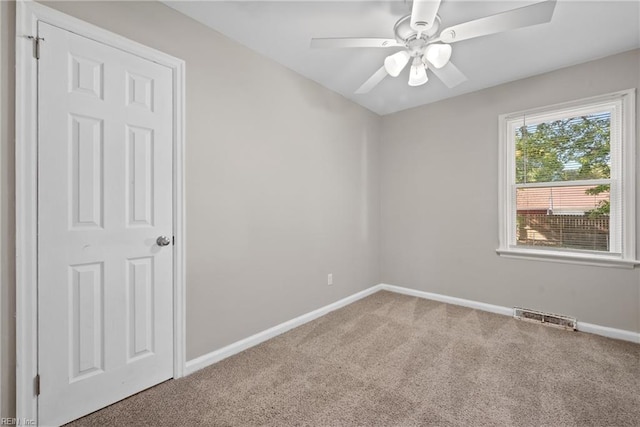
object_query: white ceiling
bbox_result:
[164,1,640,115]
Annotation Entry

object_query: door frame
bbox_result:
[15,1,186,422]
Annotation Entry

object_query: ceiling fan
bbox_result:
[310,0,557,94]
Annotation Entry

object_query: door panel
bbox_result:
[127,125,155,226]
[38,22,174,426]
[70,114,104,228]
[69,262,104,381]
[126,256,155,360]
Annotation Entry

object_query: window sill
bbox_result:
[496,248,640,269]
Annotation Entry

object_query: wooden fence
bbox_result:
[516,213,609,251]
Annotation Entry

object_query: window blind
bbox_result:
[513,111,618,253]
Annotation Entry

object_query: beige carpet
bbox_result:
[68,291,640,426]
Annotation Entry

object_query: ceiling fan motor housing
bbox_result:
[410,0,441,32]
[394,15,441,46]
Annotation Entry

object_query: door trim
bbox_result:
[15,1,186,422]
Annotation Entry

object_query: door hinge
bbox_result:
[172,236,175,246]
[34,374,40,396]
[27,36,45,60]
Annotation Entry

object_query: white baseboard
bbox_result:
[184,285,384,375]
[184,283,639,376]
[379,284,514,317]
[577,321,640,344]
[379,283,640,344]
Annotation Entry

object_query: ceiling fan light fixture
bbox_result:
[408,60,428,87]
[311,0,557,94]
[424,43,452,69]
[384,51,411,77]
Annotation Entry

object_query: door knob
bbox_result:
[156,236,171,247]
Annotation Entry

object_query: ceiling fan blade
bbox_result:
[411,0,442,32]
[310,38,402,49]
[438,0,557,44]
[428,61,467,88]
[355,66,388,94]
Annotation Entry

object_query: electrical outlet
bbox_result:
[328,274,333,286]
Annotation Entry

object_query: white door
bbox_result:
[37,22,174,426]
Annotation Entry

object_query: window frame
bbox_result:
[497,89,638,268]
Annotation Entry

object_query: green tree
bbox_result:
[515,113,611,218]
[585,184,610,218]
[515,114,610,184]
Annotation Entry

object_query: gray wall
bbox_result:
[0,0,380,416]
[380,49,640,333]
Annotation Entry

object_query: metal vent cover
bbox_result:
[514,307,577,331]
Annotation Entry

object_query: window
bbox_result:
[498,90,637,267]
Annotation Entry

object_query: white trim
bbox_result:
[500,90,636,122]
[15,1,39,420]
[620,89,636,262]
[514,178,612,189]
[185,283,640,377]
[378,284,514,317]
[184,286,383,375]
[577,321,640,344]
[171,41,187,382]
[497,89,637,267]
[496,248,640,268]
[497,107,510,256]
[15,1,186,423]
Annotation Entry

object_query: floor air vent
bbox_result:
[514,307,577,331]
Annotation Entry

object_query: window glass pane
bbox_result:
[516,185,610,251]
[516,112,610,184]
